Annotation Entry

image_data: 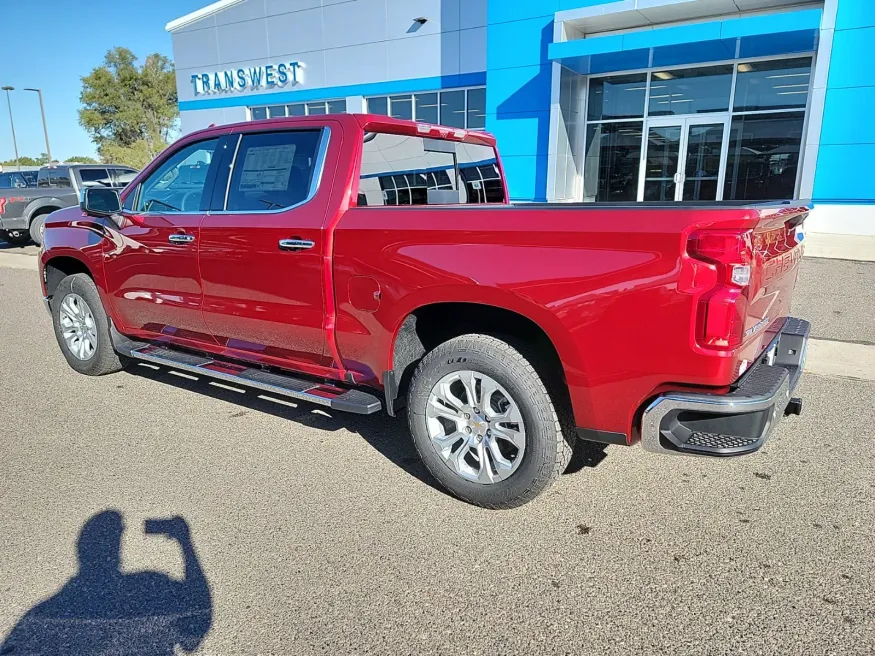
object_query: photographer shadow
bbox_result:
[0,511,212,656]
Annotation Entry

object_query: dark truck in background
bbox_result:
[0,164,136,246]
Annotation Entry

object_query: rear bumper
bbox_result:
[642,317,809,457]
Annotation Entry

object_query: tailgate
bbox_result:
[744,206,807,355]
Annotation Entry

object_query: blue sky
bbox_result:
[1,0,207,162]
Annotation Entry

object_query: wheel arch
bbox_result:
[25,198,64,224]
[385,298,581,416]
[43,255,94,298]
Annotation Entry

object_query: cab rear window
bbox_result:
[357,133,505,207]
[37,168,72,188]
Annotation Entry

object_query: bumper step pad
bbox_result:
[642,317,810,457]
[112,331,382,415]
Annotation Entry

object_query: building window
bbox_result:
[582,56,812,203]
[723,112,805,201]
[647,65,733,116]
[249,99,347,120]
[366,87,487,130]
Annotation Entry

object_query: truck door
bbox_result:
[198,126,331,372]
[103,137,221,347]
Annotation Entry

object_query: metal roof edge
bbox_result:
[166,0,245,32]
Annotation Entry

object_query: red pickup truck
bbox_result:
[39,114,809,508]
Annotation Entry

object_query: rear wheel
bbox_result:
[51,273,126,376]
[1,229,31,245]
[407,334,574,509]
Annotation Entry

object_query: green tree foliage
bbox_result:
[0,156,42,167]
[1,154,98,166]
[79,47,178,169]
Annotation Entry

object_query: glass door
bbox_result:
[639,115,729,201]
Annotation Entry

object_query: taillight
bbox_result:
[687,230,754,351]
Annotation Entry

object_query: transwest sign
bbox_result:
[190,61,303,95]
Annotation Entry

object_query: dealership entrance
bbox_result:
[580,56,813,203]
[640,115,729,201]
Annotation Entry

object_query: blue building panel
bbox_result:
[487,0,558,25]
[485,112,550,157]
[826,26,875,89]
[813,145,875,202]
[486,16,555,69]
[500,155,550,201]
[835,0,875,31]
[820,87,875,146]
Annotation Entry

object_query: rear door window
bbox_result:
[225,130,322,212]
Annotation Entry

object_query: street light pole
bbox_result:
[23,88,52,162]
[1,86,21,170]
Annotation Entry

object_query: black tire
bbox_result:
[407,334,575,509]
[1,229,31,245]
[29,211,52,246]
[51,273,126,376]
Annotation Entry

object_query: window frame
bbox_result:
[247,99,347,121]
[365,86,487,130]
[208,126,332,214]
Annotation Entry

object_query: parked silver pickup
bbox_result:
[0,164,136,246]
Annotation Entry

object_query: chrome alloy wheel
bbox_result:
[59,293,98,361]
[426,370,526,484]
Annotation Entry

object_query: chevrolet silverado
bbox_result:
[38,114,809,508]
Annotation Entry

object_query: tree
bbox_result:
[1,156,41,167]
[63,155,99,164]
[79,47,178,169]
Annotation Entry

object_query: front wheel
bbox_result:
[51,273,127,376]
[407,334,574,509]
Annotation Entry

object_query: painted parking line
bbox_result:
[0,252,38,271]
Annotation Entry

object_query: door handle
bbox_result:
[279,239,315,252]
[169,234,195,244]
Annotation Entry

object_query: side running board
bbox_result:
[112,329,382,415]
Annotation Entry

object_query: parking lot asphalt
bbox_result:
[1,258,874,655]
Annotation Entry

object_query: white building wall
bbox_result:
[170,0,487,134]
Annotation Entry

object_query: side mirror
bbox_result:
[80,187,121,217]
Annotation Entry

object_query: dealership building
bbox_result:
[168,0,874,235]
